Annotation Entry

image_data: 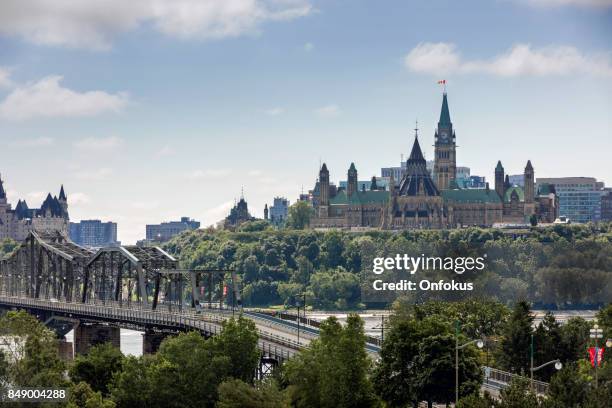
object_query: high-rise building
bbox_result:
[601,189,612,221]
[267,197,290,226]
[146,217,200,242]
[536,177,604,223]
[70,220,119,248]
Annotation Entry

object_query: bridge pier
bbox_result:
[57,338,74,361]
[142,330,170,354]
[74,323,120,355]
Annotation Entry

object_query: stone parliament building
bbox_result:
[310,92,558,229]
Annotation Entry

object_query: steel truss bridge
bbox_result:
[0,232,381,373]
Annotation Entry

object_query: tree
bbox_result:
[496,377,540,408]
[284,315,378,408]
[496,301,534,374]
[70,342,124,395]
[212,316,260,383]
[456,392,496,408]
[109,356,153,408]
[543,363,589,408]
[286,201,313,230]
[530,214,538,227]
[68,381,116,408]
[0,310,67,389]
[217,379,287,408]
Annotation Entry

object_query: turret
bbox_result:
[347,162,358,197]
[370,176,378,191]
[0,173,6,205]
[524,160,534,204]
[264,204,269,220]
[319,163,330,206]
[494,160,505,199]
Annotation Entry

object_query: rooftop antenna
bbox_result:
[414,119,419,138]
[240,186,244,199]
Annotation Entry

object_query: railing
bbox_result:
[483,366,549,395]
[0,294,301,360]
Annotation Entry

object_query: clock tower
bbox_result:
[433,92,456,190]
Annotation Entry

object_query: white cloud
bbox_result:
[304,42,314,52]
[248,169,263,176]
[0,67,12,88]
[0,76,129,120]
[203,200,234,224]
[74,136,124,150]
[154,145,175,158]
[0,0,313,50]
[74,168,113,181]
[26,191,47,203]
[404,42,612,77]
[69,192,91,205]
[10,136,55,147]
[264,107,284,116]
[522,0,612,8]
[186,169,231,179]
[314,104,340,117]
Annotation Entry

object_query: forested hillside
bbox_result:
[164,223,612,309]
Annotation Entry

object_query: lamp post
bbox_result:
[530,359,562,392]
[590,324,604,388]
[455,321,484,405]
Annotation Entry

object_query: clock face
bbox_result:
[440,131,448,142]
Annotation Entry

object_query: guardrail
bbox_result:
[0,295,301,360]
[483,366,549,395]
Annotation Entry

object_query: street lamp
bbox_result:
[455,321,484,405]
[530,359,562,392]
[590,324,604,388]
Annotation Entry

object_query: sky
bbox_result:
[0,0,611,244]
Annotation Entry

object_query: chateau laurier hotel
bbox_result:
[310,92,558,229]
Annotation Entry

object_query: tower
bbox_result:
[58,184,68,217]
[0,173,6,205]
[264,204,269,220]
[524,160,534,204]
[433,92,457,190]
[495,161,505,199]
[319,163,330,206]
[347,163,358,197]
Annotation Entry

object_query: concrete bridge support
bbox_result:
[74,323,120,355]
[57,339,74,360]
[142,330,170,354]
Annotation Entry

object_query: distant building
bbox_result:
[339,177,389,192]
[224,197,255,230]
[266,197,290,226]
[600,189,612,221]
[146,217,200,242]
[0,173,69,241]
[70,220,119,248]
[508,174,525,188]
[536,177,604,223]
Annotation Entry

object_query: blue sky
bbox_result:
[0,0,611,243]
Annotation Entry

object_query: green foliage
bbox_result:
[68,381,116,408]
[212,315,260,383]
[0,238,18,258]
[456,392,496,408]
[217,379,288,408]
[70,343,125,395]
[373,309,482,407]
[496,301,533,374]
[0,310,67,389]
[284,315,378,408]
[286,201,313,230]
[543,363,589,408]
[163,223,612,309]
[496,377,540,408]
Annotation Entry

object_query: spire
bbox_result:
[495,160,504,172]
[349,162,356,172]
[525,160,533,171]
[408,134,425,163]
[438,92,451,127]
[320,163,328,173]
[59,184,66,200]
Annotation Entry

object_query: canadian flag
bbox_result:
[437,79,446,84]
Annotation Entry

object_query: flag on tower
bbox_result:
[437,80,446,84]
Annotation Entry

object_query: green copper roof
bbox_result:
[442,188,501,204]
[438,93,451,127]
[329,190,389,205]
[495,161,504,172]
[504,186,524,202]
